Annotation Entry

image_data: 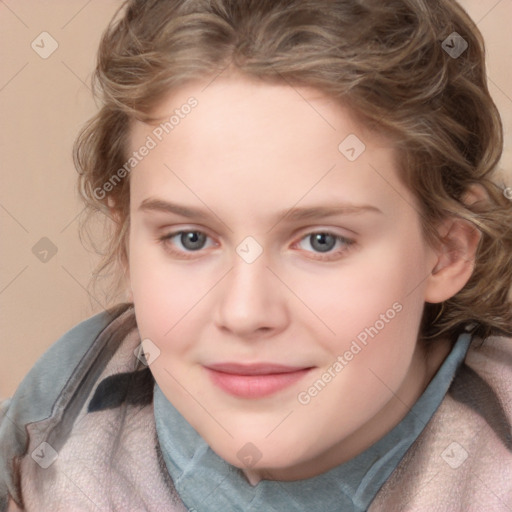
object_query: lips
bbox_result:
[205,362,309,375]
[204,362,313,398]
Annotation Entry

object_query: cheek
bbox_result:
[301,230,429,401]
[300,297,424,442]
[306,237,427,347]
[129,229,186,339]
[353,251,427,380]
[128,229,218,356]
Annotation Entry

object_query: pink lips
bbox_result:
[204,362,313,398]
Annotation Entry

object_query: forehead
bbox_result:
[128,75,415,221]
[131,74,380,158]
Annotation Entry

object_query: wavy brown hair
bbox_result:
[74,0,512,341]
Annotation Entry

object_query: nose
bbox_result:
[213,250,289,339]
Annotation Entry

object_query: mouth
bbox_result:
[203,362,314,398]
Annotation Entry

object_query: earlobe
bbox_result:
[424,217,481,304]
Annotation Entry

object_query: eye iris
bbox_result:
[311,233,335,253]
[181,231,206,250]
[176,232,339,253]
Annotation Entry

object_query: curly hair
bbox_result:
[74,0,512,341]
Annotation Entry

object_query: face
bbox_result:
[127,73,442,482]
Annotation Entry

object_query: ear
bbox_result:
[424,185,485,304]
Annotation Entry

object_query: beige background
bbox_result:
[1,0,511,399]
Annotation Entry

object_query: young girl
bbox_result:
[1,0,512,510]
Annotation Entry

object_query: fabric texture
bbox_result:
[0,305,511,511]
[0,305,188,512]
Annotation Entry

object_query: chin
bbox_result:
[210,437,304,474]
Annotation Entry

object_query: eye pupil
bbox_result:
[311,233,335,253]
[181,231,206,250]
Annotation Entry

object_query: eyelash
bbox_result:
[157,229,355,262]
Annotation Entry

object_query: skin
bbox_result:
[126,72,478,484]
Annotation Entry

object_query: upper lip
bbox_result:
[205,362,312,375]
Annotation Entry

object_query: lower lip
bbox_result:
[204,367,312,398]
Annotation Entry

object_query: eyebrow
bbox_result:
[138,198,382,223]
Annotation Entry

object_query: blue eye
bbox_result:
[159,230,355,261]
[303,233,337,253]
[161,231,211,254]
[296,232,354,260]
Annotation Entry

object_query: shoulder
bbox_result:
[450,333,512,449]
[1,304,132,427]
[1,304,179,511]
[463,333,512,383]
[370,333,512,511]
[0,303,135,511]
